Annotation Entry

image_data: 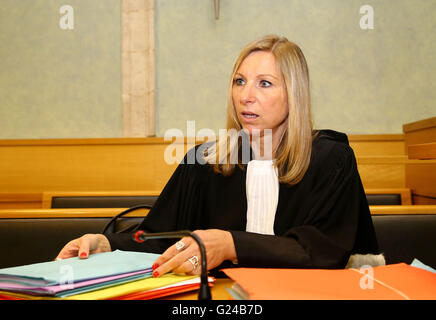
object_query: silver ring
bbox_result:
[188,255,199,270]
[175,240,185,252]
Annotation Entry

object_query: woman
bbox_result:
[56,35,381,277]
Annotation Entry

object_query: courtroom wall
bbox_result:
[1,0,434,139]
[0,0,122,139]
[155,0,435,136]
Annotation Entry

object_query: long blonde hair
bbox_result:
[204,35,314,186]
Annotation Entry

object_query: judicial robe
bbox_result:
[107,130,379,275]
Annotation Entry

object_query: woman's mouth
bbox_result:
[241,112,259,120]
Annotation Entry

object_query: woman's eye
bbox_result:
[234,78,245,86]
[260,80,272,87]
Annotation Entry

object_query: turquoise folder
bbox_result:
[0,250,159,287]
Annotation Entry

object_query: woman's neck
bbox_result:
[250,128,285,160]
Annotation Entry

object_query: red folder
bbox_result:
[222,263,436,300]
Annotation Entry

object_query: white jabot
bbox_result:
[245,160,279,235]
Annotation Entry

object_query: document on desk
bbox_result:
[66,273,206,300]
[0,250,159,295]
[0,273,214,300]
[223,263,436,300]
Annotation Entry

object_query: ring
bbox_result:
[188,255,199,270]
[175,240,185,252]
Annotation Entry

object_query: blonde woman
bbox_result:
[57,35,380,276]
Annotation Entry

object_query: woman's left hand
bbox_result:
[151,229,237,277]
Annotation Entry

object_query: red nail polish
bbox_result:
[152,263,159,270]
[152,270,159,277]
[80,252,87,258]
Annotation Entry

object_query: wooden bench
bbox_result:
[38,188,412,209]
[0,134,408,209]
[0,124,433,208]
[1,205,436,269]
[41,191,160,209]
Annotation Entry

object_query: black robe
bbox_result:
[107,130,379,276]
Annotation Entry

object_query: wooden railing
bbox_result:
[404,116,436,204]
[0,118,434,209]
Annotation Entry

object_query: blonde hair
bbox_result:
[204,35,314,186]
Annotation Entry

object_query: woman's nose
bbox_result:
[240,83,256,105]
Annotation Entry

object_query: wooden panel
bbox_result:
[0,193,43,209]
[412,195,436,205]
[356,156,407,188]
[1,206,435,218]
[0,208,149,218]
[358,164,405,188]
[0,138,179,194]
[0,136,413,208]
[402,117,436,204]
[403,117,436,134]
[406,161,436,202]
[0,137,170,146]
[403,116,436,151]
[369,205,436,215]
[348,134,405,156]
[404,127,436,149]
[408,142,436,160]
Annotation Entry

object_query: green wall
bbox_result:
[0,0,434,139]
[0,0,121,139]
[156,0,435,136]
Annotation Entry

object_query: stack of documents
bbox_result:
[0,250,210,300]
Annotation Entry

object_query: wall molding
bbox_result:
[122,0,155,137]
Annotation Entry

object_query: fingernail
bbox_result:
[80,252,87,258]
[152,263,159,270]
[152,270,159,277]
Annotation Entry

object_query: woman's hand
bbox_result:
[152,229,237,277]
[55,234,112,260]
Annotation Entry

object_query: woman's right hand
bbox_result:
[55,234,111,260]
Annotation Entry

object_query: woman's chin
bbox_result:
[240,126,270,138]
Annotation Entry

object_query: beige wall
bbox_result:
[1,1,434,139]
[155,0,435,136]
[0,0,122,139]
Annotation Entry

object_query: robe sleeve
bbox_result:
[106,148,208,254]
[229,141,379,269]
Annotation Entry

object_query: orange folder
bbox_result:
[222,263,436,300]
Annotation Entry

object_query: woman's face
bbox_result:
[232,51,289,140]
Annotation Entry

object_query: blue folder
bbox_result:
[0,250,160,287]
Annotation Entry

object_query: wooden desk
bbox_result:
[0,207,148,218]
[162,278,235,300]
[1,206,436,300]
[369,205,436,215]
[1,205,436,219]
